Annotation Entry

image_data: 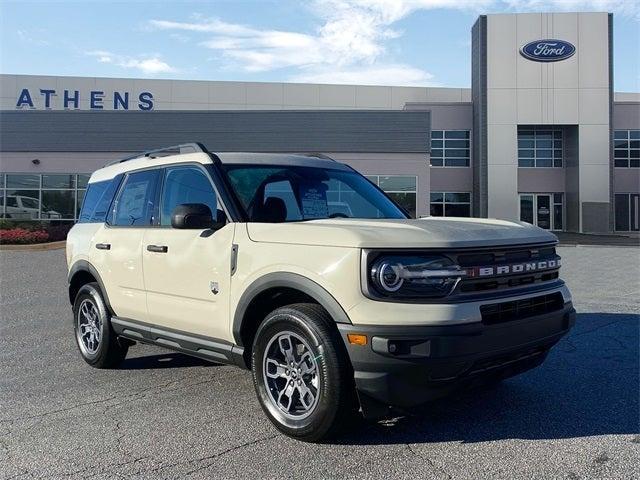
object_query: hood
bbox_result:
[247,217,557,249]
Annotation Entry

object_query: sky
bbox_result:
[1,0,639,91]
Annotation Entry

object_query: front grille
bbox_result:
[460,271,559,293]
[456,246,556,267]
[452,244,560,295]
[480,292,564,325]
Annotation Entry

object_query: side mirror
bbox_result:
[171,203,226,230]
[212,209,227,230]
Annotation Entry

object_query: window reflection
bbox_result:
[518,127,563,168]
[41,190,75,219]
[42,174,75,189]
[0,173,89,221]
[430,192,472,217]
[430,130,471,167]
[366,175,417,218]
[6,174,39,189]
[614,130,640,168]
[5,190,41,219]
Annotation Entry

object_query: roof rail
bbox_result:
[299,152,335,161]
[105,142,209,167]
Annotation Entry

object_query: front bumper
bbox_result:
[338,302,576,417]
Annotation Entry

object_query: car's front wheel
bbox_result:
[73,282,128,368]
[251,303,356,442]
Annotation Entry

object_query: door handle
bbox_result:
[95,243,111,250]
[146,245,168,253]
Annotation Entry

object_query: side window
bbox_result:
[112,170,159,227]
[21,197,40,209]
[263,180,302,221]
[160,166,218,226]
[78,177,120,223]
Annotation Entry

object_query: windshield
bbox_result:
[222,164,408,222]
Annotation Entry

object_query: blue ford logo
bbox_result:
[520,39,576,62]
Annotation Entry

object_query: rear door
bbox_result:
[142,165,235,341]
[91,169,160,323]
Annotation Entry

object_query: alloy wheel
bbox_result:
[77,298,102,356]
[262,331,320,420]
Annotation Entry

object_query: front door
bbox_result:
[142,165,235,341]
[519,193,562,231]
[615,193,640,231]
[536,194,552,230]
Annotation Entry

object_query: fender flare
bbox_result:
[232,272,352,346]
[67,260,115,315]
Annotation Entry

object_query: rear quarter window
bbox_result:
[78,177,121,223]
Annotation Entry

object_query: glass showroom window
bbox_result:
[365,175,417,218]
[430,130,471,167]
[430,192,471,217]
[0,174,4,219]
[518,127,563,167]
[614,130,640,168]
[0,173,89,221]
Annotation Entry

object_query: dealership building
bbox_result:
[1,11,638,232]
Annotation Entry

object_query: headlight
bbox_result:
[369,254,467,299]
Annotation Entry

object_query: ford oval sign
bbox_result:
[520,39,576,62]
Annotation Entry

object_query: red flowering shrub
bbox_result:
[46,223,73,242]
[0,228,50,245]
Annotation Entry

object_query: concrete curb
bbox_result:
[0,240,66,251]
[558,243,640,248]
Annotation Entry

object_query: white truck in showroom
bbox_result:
[66,143,575,442]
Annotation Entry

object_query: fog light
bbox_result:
[347,334,367,346]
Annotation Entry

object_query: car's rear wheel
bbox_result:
[251,303,357,442]
[73,283,128,368]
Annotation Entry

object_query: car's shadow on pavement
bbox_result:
[336,312,639,445]
[119,352,219,370]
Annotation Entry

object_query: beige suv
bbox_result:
[66,143,575,441]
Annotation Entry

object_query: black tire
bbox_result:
[73,282,128,368]
[251,303,357,442]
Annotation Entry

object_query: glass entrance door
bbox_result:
[536,194,552,230]
[519,193,562,231]
[615,193,640,231]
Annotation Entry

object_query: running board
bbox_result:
[111,316,247,368]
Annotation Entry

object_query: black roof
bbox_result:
[215,152,350,170]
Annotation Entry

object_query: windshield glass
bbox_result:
[222,164,408,222]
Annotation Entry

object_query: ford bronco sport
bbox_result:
[66,143,575,441]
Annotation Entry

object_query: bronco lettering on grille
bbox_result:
[467,259,560,277]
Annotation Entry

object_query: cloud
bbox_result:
[86,50,176,74]
[169,33,190,43]
[148,5,436,84]
[319,0,640,19]
[17,29,50,46]
[503,0,640,19]
[148,0,639,85]
[291,63,436,86]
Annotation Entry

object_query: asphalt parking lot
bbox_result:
[0,246,638,479]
